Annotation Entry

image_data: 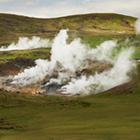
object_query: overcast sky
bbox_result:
[0,0,139,18]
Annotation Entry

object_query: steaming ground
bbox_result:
[0,36,50,51]
[5,29,135,96]
[135,19,140,34]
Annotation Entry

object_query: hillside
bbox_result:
[0,13,136,45]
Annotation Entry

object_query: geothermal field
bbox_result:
[0,13,140,140]
[0,30,136,95]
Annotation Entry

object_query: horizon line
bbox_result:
[0,12,137,19]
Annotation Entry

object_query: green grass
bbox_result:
[0,13,136,46]
[0,48,50,61]
[0,80,140,140]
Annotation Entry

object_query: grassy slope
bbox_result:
[0,13,138,61]
[0,13,136,45]
[0,79,140,140]
[0,48,50,61]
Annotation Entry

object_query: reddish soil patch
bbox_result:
[0,58,35,76]
[103,80,137,95]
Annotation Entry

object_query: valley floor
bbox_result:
[0,85,140,140]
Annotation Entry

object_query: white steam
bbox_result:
[135,19,140,34]
[88,40,116,63]
[0,36,50,51]
[11,29,135,95]
[61,48,135,95]
[12,59,51,86]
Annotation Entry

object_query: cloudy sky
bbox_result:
[0,0,139,18]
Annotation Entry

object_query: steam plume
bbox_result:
[0,36,50,51]
[135,19,140,34]
[61,48,135,95]
[11,29,135,95]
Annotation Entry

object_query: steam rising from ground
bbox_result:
[61,48,135,95]
[135,19,140,34]
[0,36,50,51]
[11,30,135,95]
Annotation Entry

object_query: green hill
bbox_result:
[0,13,136,45]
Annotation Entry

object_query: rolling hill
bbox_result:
[0,13,137,45]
